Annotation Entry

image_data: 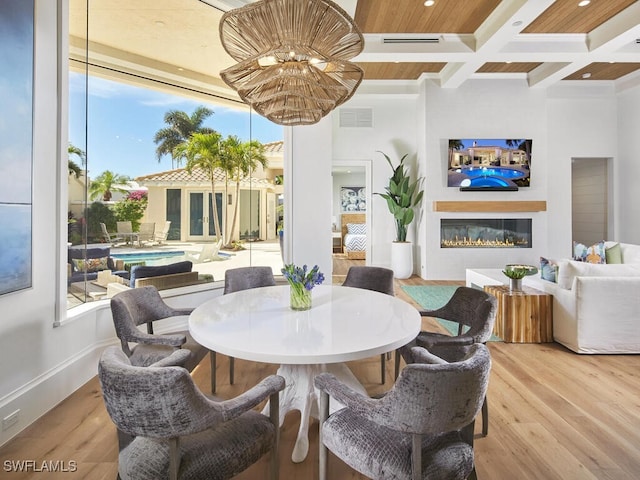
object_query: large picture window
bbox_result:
[65,0,284,309]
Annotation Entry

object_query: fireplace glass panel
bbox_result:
[441,218,532,248]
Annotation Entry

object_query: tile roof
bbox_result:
[135,167,272,187]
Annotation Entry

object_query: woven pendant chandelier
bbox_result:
[219,0,364,126]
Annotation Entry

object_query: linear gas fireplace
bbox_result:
[441,218,532,248]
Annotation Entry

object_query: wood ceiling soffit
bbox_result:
[564,62,640,81]
[358,62,445,80]
[477,63,543,74]
[522,0,637,34]
[354,0,501,34]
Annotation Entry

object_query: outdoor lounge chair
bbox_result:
[184,239,223,263]
[153,221,171,244]
[100,222,124,246]
[137,222,155,246]
[116,221,138,245]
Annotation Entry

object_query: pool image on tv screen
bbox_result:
[447,139,532,189]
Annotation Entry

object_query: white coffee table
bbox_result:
[189,284,420,463]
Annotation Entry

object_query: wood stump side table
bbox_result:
[484,285,553,343]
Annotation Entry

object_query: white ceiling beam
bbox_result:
[527,61,583,88]
[440,0,555,88]
[588,1,640,52]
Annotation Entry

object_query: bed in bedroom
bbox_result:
[341,213,366,260]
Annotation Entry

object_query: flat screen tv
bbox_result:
[447,139,532,190]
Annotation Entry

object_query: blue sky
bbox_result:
[69,73,283,179]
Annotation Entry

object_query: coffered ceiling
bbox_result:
[68,0,640,106]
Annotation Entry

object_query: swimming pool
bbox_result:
[110,251,185,264]
[454,166,526,180]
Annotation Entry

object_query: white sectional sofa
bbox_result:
[467,242,640,354]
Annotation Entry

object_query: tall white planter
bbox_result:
[391,241,413,279]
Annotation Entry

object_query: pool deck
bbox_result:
[109,239,284,283]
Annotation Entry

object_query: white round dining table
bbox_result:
[189,284,420,462]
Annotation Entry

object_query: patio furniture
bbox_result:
[100,222,124,246]
[128,260,194,288]
[316,343,491,480]
[154,220,171,244]
[67,246,127,285]
[137,222,155,246]
[116,221,138,245]
[184,239,223,263]
[98,346,285,480]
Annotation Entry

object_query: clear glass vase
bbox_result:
[290,285,312,311]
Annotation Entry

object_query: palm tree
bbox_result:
[153,106,214,168]
[175,131,224,241]
[219,136,267,246]
[88,170,131,201]
[68,143,85,178]
[448,139,464,168]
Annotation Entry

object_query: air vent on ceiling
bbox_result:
[339,108,373,128]
[382,37,440,44]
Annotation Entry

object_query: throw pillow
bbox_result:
[573,241,605,264]
[72,256,109,273]
[347,223,366,235]
[605,243,623,264]
[572,241,587,261]
[539,256,558,283]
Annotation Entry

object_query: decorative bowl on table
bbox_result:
[502,264,538,291]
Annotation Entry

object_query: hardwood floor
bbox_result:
[1,272,639,479]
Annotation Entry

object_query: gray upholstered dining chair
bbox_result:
[99,346,285,480]
[223,266,277,385]
[316,343,491,480]
[396,286,497,436]
[110,285,214,392]
[342,266,395,384]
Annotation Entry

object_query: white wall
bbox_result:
[420,79,549,279]
[331,95,419,268]
[546,83,618,259]
[616,83,640,243]
[285,117,333,277]
[327,79,625,279]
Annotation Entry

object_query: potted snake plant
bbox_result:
[375,151,424,279]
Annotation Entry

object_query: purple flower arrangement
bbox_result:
[282,263,325,290]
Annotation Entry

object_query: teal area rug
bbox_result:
[401,285,502,342]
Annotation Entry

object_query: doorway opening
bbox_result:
[571,157,613,245]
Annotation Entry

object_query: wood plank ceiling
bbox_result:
[353,0,640,86]
[69,0,640,99]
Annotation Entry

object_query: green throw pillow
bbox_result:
[605,243,623,264]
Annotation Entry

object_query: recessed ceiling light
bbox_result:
[154,20,165,27]
[512,20,523,27]
[582,72,592,79]
[424,0,435,6]
[578,0,590,6]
